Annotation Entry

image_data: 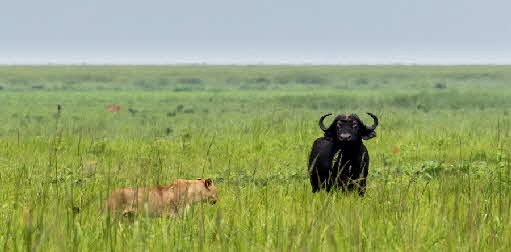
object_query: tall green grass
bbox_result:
[0,65,510,251]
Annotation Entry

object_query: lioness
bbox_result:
[105,178,218,217]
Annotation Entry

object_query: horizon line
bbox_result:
[1,63,510,67]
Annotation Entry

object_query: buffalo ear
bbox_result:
[204,179,213,189]
[324,129,335,138]
[324,119,337,137]
[362,130,376,140]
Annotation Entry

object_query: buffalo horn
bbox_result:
[366,112,379,130]
[319,113,333,131]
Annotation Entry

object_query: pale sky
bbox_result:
[1,0,510,64]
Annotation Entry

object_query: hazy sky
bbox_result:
[1,0,510,64]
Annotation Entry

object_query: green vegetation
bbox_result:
[0,65,510,251]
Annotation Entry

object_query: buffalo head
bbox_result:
[319,113,378,143]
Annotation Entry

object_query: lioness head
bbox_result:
[171,178,219,205]
[199,178,218,204]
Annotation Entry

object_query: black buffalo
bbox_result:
[308,113,378,195]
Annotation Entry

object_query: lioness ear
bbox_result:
[362,130,376,140]
[204,178,213,189]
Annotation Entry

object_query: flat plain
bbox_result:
[0,65,510,251]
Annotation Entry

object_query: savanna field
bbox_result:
[0,65,510,251]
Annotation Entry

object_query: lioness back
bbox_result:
[105,187,166,216]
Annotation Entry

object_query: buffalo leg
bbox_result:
[310,169,321,193]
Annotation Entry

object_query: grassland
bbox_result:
[0,65,510,251]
